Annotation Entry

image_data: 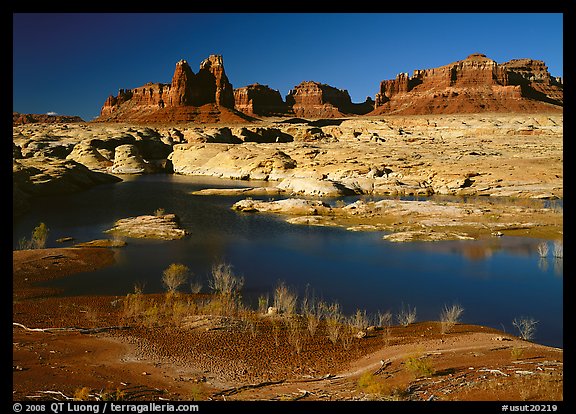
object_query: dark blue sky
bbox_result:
[13,13,564,121]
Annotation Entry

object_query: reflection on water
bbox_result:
[12,175,563,348]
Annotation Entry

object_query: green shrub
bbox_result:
[404,354,435,378]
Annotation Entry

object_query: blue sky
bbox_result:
[13,13,564,121]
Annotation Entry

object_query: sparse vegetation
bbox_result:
[440,303,464,334]
[302,286,322,337]
[209,262,244,316]
[378,310,393,345]
[404,353,435,378]
[162,263,190,294]
[356,372,389,396]
[273,281,297,315]
[322,301,343,345]
[397,303,417,327]
[18,222,49,250]
[351,308,370,333]
[513,317,538,341]
[510,347,525,360]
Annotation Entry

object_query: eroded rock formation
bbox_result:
[286,81,374,118]
[373,53,563,115]
[234,83,290,116]
[97,55,251,123]
[13,112,85,125]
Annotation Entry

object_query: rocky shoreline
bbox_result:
[13,113,563,242]
[12,246,563,401]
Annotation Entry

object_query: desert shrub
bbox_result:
[284,317,303,355]
[19,222,49,249]
[404,354,435,378]
[356,372,407,400]
[162,263,190,294]
[351,308,370,332]
[510,347,525,360]
[209,262,244,315]
[357,372,388,395]
[209,262,244,296]
[378,310,393,345]
[257,294,269,314]
[397,303,417,327]
[189,280,202,294]
[341,321,355,350]
[513,317,538,341]
[122,284,146,321]
[73,387,92,401]
[273,281,298,315]
[440,303,464,334]
[143,302,160,327]
[321,301,343,345]
[302,285,322,337]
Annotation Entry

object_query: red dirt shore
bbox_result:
[13,248,563,402]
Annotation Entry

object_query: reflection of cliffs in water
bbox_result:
[12,174,563,347]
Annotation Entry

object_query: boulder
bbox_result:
[105,214,188,240]
[66,141,113,171]
[277,177,356,197]
[109,144,156,174]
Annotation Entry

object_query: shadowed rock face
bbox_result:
[97,55,248,123]
[372,54,563,115]
[286,81,374,118]
[234,83,291,116]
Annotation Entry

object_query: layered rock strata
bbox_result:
[97,55,251,123]
[373,54,563,115]
[13,112,85,125]
[233,83,291,116]
[286,81,374,118]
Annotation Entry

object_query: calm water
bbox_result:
[12,175,563,348]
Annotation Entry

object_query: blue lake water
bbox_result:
[12,175,563,348]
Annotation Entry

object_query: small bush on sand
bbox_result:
[404,353,435,378]
[513,317,538,341]
[321,301,343,345]
[209,262,244,315]
[302,286,322,338]
[19,222,49,250]
[273,281,298,315]
[122,284,146,321]
[378,310,393,344]
[440,303,464,334]
[357,372,389,395]
[351,308,370,332]
[397,303,417,327]
[162,263,190,294]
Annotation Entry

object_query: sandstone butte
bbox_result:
[93,53,562,122]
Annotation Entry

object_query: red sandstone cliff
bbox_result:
[372,53,562,115]
[13,112,85,125]
[96,55,250,123]
[285,81,374,118]
[234,83,291,117]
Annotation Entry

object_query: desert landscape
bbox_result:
[13,50,563,404]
